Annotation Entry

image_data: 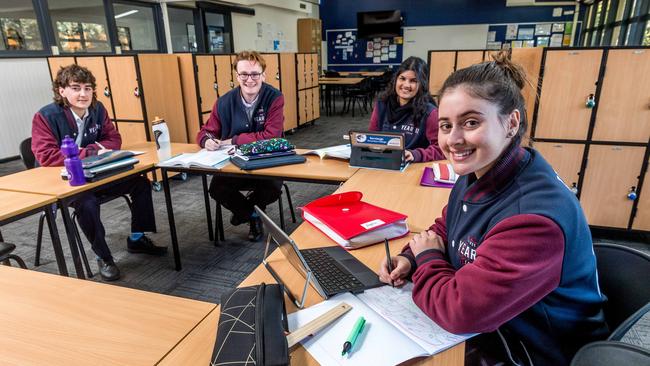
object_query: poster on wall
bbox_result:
[550,33,563,47]
[552,23,565,33]
[506,24,518,40]
[535,24,552,36]
[537,37,550,47]
[517,27,534,40]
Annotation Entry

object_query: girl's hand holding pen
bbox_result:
[378,255,410,287]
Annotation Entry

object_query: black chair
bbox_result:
[213,183,296,242]
[593,243,650,330]
[341,78,373,117]
[323,70,340,77]
[0,231,27,269]
[20,137,132,278]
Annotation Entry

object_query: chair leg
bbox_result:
[35,212,45,267]
[71,212,94,278]
[7,254,27,269]
[278,194,286,231]
[283,184,296,223]
[214,201,225,244]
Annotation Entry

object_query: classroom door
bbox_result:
[632,168,650,231]
[579,145,645,228]
[533,142,584,191]
[428,51,455,96]
[106,56,143,121]
[263,53,280,90]
[535,50,602,140]
[76,57,114,120]
[455,51,484,70]
[592,49,650,143]
[215,55,234,97]
[196,55,217,113]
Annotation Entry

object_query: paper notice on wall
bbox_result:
[381,47,388,54]
[381,54,388,61]
[366,51,373,58]
[550,33,563,47]
[374,42,381,50]
[389,44,397,51]
[373,37,381,42]
[553,7,563,17]
[389,51,397,59]
[381,39,390,46]
[487,31,496,42]
[511,40,523,48]
[345,31,352,37]
[373,50,381,56]
[506,24,518,40]
[367,41,373,51]
[373,57,380,63]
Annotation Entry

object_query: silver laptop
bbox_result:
[256,206,384,308]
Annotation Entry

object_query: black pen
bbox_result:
[205,132,219,145]
[384,238,394,287]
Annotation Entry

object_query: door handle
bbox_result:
[213,83,218,90]
[103,86,111,97]
[627,186,637,201]
[585,94,595,108]
[134,87,140,98]
[276,72,280,80]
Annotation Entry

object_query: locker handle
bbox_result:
[627,186,638,201]
[103,86,111,97]
[276,72,280,80]
[585,94,595,108]
[213,83,218,90]
[229,81,234,88]
[570,182,578,195]
[134,87,140,98]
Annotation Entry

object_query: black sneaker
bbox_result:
[127,235,167,256]
[230,214,248,227]
[248,216,264,241]
[97,258,120,281]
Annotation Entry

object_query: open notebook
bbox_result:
[301,144,351,160]
[157,147,232,169]
[287,283,474,366]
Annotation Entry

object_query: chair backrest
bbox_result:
[594,243,650,330]
[19,137,35,169]
[570,341,650,366]
[324,70,340,77]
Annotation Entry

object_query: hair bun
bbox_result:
[491,49,527,90]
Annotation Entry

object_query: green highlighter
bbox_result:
[341,316,366,356]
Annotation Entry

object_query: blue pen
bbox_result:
[341,316,366,356]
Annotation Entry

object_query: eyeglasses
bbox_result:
[237,72,262,81]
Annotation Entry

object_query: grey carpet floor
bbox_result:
[1,104,647,304]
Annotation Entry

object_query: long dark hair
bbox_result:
[438,50,529,146]
[379,56,434,124]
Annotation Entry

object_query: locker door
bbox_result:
[310,53,319,88]
[280,53,297,131]
[312,87,320,120]
[106,56,143,121]
[215,55,234,97]
[534,142,584,190]
[48,57,75,80]
[263,53,280,90]
[298,90,307,125]
[632,168,650,231]
[230,55,238,88]
[196,55,217,112]
[76,57,114,120]
[304,54,313,88]
[580,145,645,228]
[305,88,313,122]
[297,54,306,90]
[535,50,602,140]
[592,49,650,143]
[115,122,146,146]
[511,48,543,139]
[456,51,484,70]
[428,51,455,96]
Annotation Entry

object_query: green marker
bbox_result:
[341,316,366,356]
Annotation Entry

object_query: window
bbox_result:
[643,20,650,44]
[0,0,43,51]
[205,12,231,54]
[168,6,197,52]
[616,0,628,21]
[595,1,604,26]
[586,4,594,29]
[611,25,622,45]
[113,2,159,51]
[48,0,110,53]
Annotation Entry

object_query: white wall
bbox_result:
[402,24,490,61]
[0,58,52,159]
[231,3,318,52]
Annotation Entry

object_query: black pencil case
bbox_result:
[230,154,306,170]
[211,283,289,366]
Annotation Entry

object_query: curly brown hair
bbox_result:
[232,50,266,72]
[52,64,97,107]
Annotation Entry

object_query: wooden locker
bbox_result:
[511,48,543,138]
[105,56,143,121]
[534,142,585,189]
[196,55,217,112]
[280,53,298,131]
[535,50,602,140]
[592,49,650,143]
[75,57,114,120]
[48,57,75,80]
[215,55,234,97]
[298,90,307,125]
[579,145,646,228]
[138,54,188,143]
[632,168,650,231]
[303,54,312,88]
[263,53,280,90]
[297,54,306,90]
[312,87,320,120]
[456,51,484,70]
[177,54,201,144]
[310,53,319,89]
[201,112,210,125]
[115,122,147,147]
[305,88,313,122]
[230,55,238,88]
[428,51,455,96]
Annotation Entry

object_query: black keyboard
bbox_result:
[300,248,363,295]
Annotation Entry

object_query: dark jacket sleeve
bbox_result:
[368,102,380,131]
[196,100,223,148]
[410,214,564,334]
[232,95,285,145]
[409,108,445,162]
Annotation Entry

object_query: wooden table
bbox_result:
[230,163,464,365]
[0,190,67,276]
[318,77,365,116]
[0,266,218,365]
[337,71,384,77]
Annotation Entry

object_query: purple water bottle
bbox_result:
[61,135,86,186]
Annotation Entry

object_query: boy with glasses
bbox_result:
[197,50,285,241]
[32,64,166,281]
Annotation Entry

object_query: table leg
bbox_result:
[202,174,214,242]
[161,168,182,271]
[59,200,85,279]
[44,204,69,276]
